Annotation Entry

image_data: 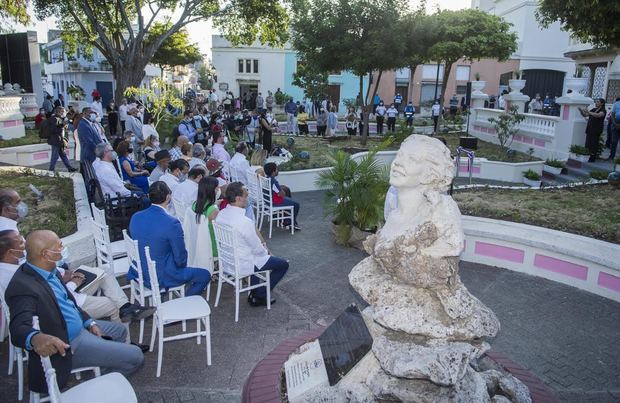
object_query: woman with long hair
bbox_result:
[193,176,221,257]
[259,109,274,152]
[579,98,606,162]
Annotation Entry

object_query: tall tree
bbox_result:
[428,9,517,107]
[147,23,202,78]
[197,64,213,90]
[31,0,289,102]
[0,0,29,26]
[536,0,620,49]
[292,62,328,103]
[291,0,406,145]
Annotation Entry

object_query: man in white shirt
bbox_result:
[150,150,171,184]
[431,100,441,134]
[170,135,189,161]
[160,159,190,194]
[209,90,219,112]
[0,188,26,232]
[0,229,154,323]
[92,143,131,198]
[212,132,230,163]
[173,166,206,207]
[90,96,104,118]
[215,182,288,306]
[118,99,129,131]
[229,142,251,184]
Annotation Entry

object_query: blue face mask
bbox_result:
[46,246,70,266]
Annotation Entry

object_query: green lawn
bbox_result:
[0,169,76,238]
[0,129,44,148]
[453,184,619,244]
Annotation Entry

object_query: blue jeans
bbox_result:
[277,197,300,225]
[165,267,211,296]
[610,126,620,159]
[70,320,143,375]
[49,145,73,171]
[252,256,289,299]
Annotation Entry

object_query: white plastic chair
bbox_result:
[123,230,186,344]
[145,247,212,377]
[221,161,231,181]
[246,169,262,228]
[213,222,271,322]
[258,176,295,238]
[171,198,190,225]
[89,218,130,289]
[2,292,26,400]
[31,317,136,403]
[90,203,127,259]
[229,164,240,182]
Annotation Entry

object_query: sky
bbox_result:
[24,0,471,59]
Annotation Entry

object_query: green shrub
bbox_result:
[590,170,610,180]
[545,159,565,169]
[614,157,620,165]
[523,169,540,180]
[0,129,44,148]
[569,144,590,155]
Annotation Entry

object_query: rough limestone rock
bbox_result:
[300,135,529,402]
[492,396,512,403]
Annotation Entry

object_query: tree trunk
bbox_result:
[113,61,148,104]
[407,64,419,106]
[361,70,382,146]
[438,61,454,134]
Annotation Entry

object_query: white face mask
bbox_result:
[224,136,229,145]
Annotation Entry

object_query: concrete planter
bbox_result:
[522,177,542,187]
[543,164,563,176]
[569,153,590,163]
[0,167,95,268]
[0,142,75,166]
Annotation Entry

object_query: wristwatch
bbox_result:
[89,321,98,328]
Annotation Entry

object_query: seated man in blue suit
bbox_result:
[128,181,210,296]
[77,107,103,164]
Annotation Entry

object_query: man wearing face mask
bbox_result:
[124,108,144,147]
[5,230,144,395]
[160,158,190,192]
[0,229,155,324]
[0,188,28,233]
[172,166,207,207]
[47,106,77,172]
[92,143,132,198]
[129,182,211,296]
[211,131,231,163]
[178,110,197,142]
[77,107,104,164]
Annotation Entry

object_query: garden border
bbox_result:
[0,142,76,167]
[0,166,95,268]
[461,215,620,302]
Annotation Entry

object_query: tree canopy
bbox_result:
[147,23,202,77]
[0,0,29,26]
[536,0,620,49]
[292,62,328,102]
[29,0,289,101]
[428,9,517,104]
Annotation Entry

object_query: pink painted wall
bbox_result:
[474,241,525,263]
[534,254,588,280]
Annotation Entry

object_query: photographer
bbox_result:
[46,106,77,172]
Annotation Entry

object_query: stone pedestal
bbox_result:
[553,94,593,160]
[0,96,26,140]
[20,93,39,118]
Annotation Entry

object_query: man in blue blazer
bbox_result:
[128,181,210,296]
[77,107,103,164]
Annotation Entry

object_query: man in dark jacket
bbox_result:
[47,106,76,172]
[77,107,103,164]
[5,230,143,394]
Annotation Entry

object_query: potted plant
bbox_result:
[565,66,588,96]
[569,144,590,162]
[67,85,85,101]
[614,157,620,172]
[471,73,485,94]
[316,150,389,248]
[543,159,565,176]
[522,169,541,187]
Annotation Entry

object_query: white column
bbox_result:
[505,79,530,113]
[553,93,593,160]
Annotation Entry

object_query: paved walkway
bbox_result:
[1,190,619,402]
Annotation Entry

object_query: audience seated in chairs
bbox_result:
[264,162,300,230]
[173,166,207,207]
[180,142,193,163]
[189,143,208,169]
[160,159,190,194]
[229,141,251,184]
[116,140,150,193]
[170,135,189,161]
[206,158,228,187]
[5,230,144,395]
[92,143,134,199]
[215,182,288,306]
[0,229,155,324]
[149,150,171,184]
[129,182,211,297]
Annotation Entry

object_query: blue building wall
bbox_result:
[283,52,368,116]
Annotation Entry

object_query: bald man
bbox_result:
[5,230,143,394]
[0,188,28,232]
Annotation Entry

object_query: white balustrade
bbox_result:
[0,96,26,140]
[518,114,559,139]
[19,93,39,118]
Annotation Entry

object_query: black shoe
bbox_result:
[247,295,276,307]
[68,167,78,172]
[131,342,150,353]
[119,304,156,323]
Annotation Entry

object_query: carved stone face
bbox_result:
[389,135,454,191]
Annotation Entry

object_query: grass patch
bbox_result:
[0,129,44,148]
[453,184,620,243]
[272,134,397,171]
[0,169,76,238]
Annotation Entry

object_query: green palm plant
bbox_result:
[316,150,389,245]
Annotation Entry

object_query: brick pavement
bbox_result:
[0,190,619,402]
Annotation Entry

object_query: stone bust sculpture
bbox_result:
[367,135,463,289]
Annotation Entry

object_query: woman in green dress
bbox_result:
[193,176,221,257]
